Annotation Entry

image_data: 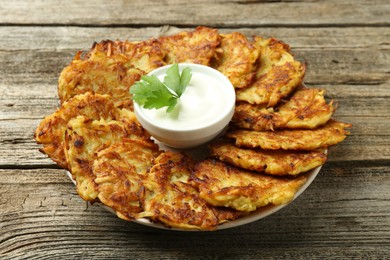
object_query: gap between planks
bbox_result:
[0,23,390,29]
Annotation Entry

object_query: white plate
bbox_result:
[66,140,322,231]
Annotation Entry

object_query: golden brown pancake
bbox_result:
[158,26,220,65]
[209,140,327,176]
[233,87,335,131]
[58,52,143,110]
[93,140,160,220]
[34,93,129,169]
[193,159,307,211]
[211,32,259,88]
[236,37,305,106]
[140,152,241,230]
[227,120,351,150]
[64,115,152,201]
[236,61,305,107]
[253,37,295,78]
[87,38,166,73]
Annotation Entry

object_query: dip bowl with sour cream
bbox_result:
[133,63,236,149]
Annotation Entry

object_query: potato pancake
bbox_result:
[140,152,241,230]
[93,140,160,221]
[158,26,220,65]
[227,120,351,150]
[236,61,305,106]
[34,93,127,169]
[209,141,327,176]
[87,38,166,73]
[211,32,259,88]
[234,36,304,106]
[233,87,335,131]
[193,159,307,212]
[253,37,295,78]
[58,52,143,109]
[64,115,152,201]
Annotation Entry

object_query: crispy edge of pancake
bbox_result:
[34,93,120,169]
[158,26,220,65]
[227,120,352,150]
[232,87,335,131]
[58,55,143,109]
[209,140,327,176]
[93,139,161,221]
[211,32,259,88]
[139,151,241,230]
[192,158,307,212]
[236,61,306,107]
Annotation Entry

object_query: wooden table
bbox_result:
[1,1,389,258]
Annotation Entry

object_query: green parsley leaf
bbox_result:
[130,64,192,112]
[178,67,192,97]
[131,75,177,111]
[164,63,192,97]
[163,63,181,95]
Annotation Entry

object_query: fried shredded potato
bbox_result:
[211,32,259,88]
[227,120,351,150]
[253,37,295,78]
[159,26,220,65]
[34,93,129,169]
[236,36,305,106]
[209,140,327,176]
[236,61,305,106]
[64,115,152,201]
[140,152,241,230]
[34,93,159,212]
[87,39,166,73]
[233,87,335,131]
[93,140,160,220]
[193,159,307,212]
[58,52,144,110]
[58,38,167,108]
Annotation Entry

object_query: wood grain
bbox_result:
[1,26,389,50]
[1,0,389,27]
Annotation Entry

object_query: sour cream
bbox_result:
[134,63,235,148]
[141,70,230,130]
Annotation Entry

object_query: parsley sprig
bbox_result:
[130,64,192,112]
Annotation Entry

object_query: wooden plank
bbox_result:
[0,0,389,27]
[1,165,389,258]
[1,26,389,51]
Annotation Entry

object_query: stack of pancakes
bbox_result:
[35,27,351,230]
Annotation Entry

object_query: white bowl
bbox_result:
[133,63,236,149]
